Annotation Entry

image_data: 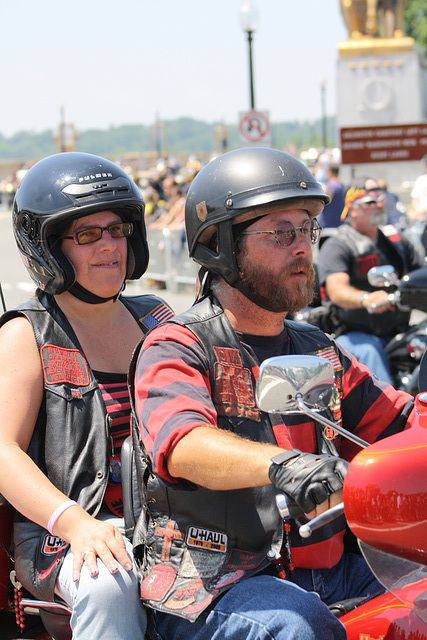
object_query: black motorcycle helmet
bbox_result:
[185,147,330,297]
[13,152,149,302]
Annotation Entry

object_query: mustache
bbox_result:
[282,257,315,280]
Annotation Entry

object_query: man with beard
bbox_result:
[317,185,422,385]
[129,148,414,640]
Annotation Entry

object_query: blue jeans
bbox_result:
[146,553,381,640]
[55,511,147,640]
[336,331,393,385]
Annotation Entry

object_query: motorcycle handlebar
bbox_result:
[298,502,345,538]
[275,493,345,538]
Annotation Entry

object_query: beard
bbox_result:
[236,249,316,314]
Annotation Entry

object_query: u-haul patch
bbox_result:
[186,527,227,553]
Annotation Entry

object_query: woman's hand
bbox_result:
[54,506,133,581]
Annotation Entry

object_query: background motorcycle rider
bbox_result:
[0,153,173,639]
[317,185,422,385]
[130,148,415,640]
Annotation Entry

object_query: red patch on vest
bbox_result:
[41,345,90,386]
[140,564,177,601]
[183,590,219,615]
[155,520,185,562]
[223,549,265,571]
[164,579,202,610]
[212,346,258,420]
[356,254,380,276]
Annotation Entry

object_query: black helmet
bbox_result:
[13,152,148,298]
[185,147,329,287]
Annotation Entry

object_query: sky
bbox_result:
[0,0,348,138]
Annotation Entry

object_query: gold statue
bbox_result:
[340,0,407,39]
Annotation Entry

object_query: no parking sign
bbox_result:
[239,110,271,146]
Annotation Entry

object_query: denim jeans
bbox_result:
[146,553,381,640]
[336,331,393,385]
[55,511,147,640]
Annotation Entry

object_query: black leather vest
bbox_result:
[0,292,170,601]
[130,296,343,621]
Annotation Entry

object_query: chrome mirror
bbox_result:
[255,355,334,414]
[367,265,399,288]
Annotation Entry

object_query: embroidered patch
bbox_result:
[223,549,265,572]
[208,569,244,590]
[179,548,225,579]
[183,590,219,615]
[155,520,185,562]
[356,254,380,276]
[186,526,227,553]
[212,346,258,420]
[309,347,343,428]
[41,345,90,386]
[39,549,65,580]
[311,347,343,372]
[164,579,202,610]
[140,304,174,332]
[164,594,196,610]
[41,534,67,555]
[140,564,177,601]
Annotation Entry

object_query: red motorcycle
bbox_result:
[256,353,427,640]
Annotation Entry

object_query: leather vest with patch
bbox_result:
[333,223,411,336]
[130,296,344,621]
[0,292,170,602]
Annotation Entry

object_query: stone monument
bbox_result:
[336,1,427,193]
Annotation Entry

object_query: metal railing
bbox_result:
[142,228,198,291]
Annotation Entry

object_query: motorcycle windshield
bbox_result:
[360,541,427,625]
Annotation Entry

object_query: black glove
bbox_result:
[269,449,349,514]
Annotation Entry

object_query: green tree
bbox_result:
[404,0,427,57]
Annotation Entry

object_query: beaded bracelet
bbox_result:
[47,500,78,535]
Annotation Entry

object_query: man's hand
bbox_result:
[269,450,348,515]
[362,290,395,314]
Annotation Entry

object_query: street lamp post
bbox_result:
[239,1,259,112]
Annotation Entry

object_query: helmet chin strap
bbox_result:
[69,281,124,304]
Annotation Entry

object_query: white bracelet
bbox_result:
[47,500,78,535]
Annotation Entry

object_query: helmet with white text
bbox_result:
[13,152,149,301]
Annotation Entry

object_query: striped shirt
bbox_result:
[94,370,130,517]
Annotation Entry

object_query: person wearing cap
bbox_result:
[129,148,416,640]
[365,178,403,228]
[317,185,422,385]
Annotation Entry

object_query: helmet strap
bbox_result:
[68,281,124,304]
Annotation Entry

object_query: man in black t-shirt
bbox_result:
[317,186,422,384]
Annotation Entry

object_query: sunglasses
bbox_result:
[62,222,133,245]
[241,219,322,248]
[355,194,386,207]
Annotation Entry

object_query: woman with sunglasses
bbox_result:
[0,152,173,639]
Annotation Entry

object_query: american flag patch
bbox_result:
[141,304,174,331]
[311,347,342,372]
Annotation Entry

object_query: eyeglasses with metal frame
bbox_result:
[62,222,134,245]
[241,219,322,248]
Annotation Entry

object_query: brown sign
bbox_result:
[340,123,427,164]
